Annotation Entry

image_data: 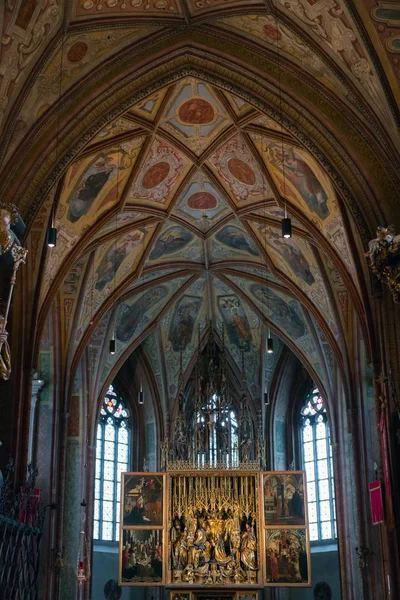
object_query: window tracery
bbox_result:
[300,387,336,542]
[94,384,131,542]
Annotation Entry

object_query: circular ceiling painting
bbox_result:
[178,98,215,124]
[228,158,256,186]
[67,42,88,63]
[142,161,170,189]
[187,191,218,210]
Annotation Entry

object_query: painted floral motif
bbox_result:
[209,135,271,203]
[127,138,187,204]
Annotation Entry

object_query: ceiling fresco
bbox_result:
[2,0,396,420]
[29,71,371,404]
[2,0,399,189]
[172,173,231,232]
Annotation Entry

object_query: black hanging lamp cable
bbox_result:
[273,12,292,239]
[47,26,66,249]
[109,147,120,356]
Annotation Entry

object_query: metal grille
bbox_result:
[0,461,50,600]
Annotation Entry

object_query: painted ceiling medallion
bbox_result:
[142,161,170,189]
[228,157,256,186]
[187,191,218,210]
[127,138,187,205]
[67,42,88,63]
[178,98,215,124]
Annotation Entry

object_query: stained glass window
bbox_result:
[94,384,131,542]
[300,387,336,542]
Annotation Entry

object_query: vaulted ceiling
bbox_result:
[1,0,399,415]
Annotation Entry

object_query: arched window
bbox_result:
[94,384,131,542]
[300,387,336,542]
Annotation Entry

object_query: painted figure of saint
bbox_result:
[150,226,193,260]
[95,231,142,291]
[278,148,329,220]
[218,295,252,350]
[215,225,259,256]
[251,285,306,339]
[169,296,202,351]
[67,156,115,223]
[240,523,257,572]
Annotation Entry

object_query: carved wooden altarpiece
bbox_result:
[118,469,311,588]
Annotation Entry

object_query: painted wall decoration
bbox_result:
[208,135,273,205]
[116,286,168,342]
[161,277,208,396]
[90,117,138,145]
[221,90,254,117]
[251,284,306,339]
[4,28,155,163]
[127,138,189,206]
[218,15,347,95]
[161,78,230,155]
[274,0,395,130]
[90,211,144,244]
[149,225,193,260]
[68,154,116,223]
[168,295,202,351]
[75,0,180,17]
[215,224,259,256]
[130,88,170,122]
[217,294,252,350]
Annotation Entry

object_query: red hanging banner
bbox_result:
[368,480,384,525]
[379,408,395,529]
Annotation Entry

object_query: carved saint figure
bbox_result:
[240,523,257,572]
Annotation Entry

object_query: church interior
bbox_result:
[0,1,399,599]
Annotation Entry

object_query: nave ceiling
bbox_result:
[32,77,365,412]
[1,0,399,419]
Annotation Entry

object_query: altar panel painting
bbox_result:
[263,472,306,526]
[264,529,310,586]
[122,473,164,526]
[120,529,163,585]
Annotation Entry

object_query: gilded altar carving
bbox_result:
[168,473,260,585]
[366,225,400,302]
